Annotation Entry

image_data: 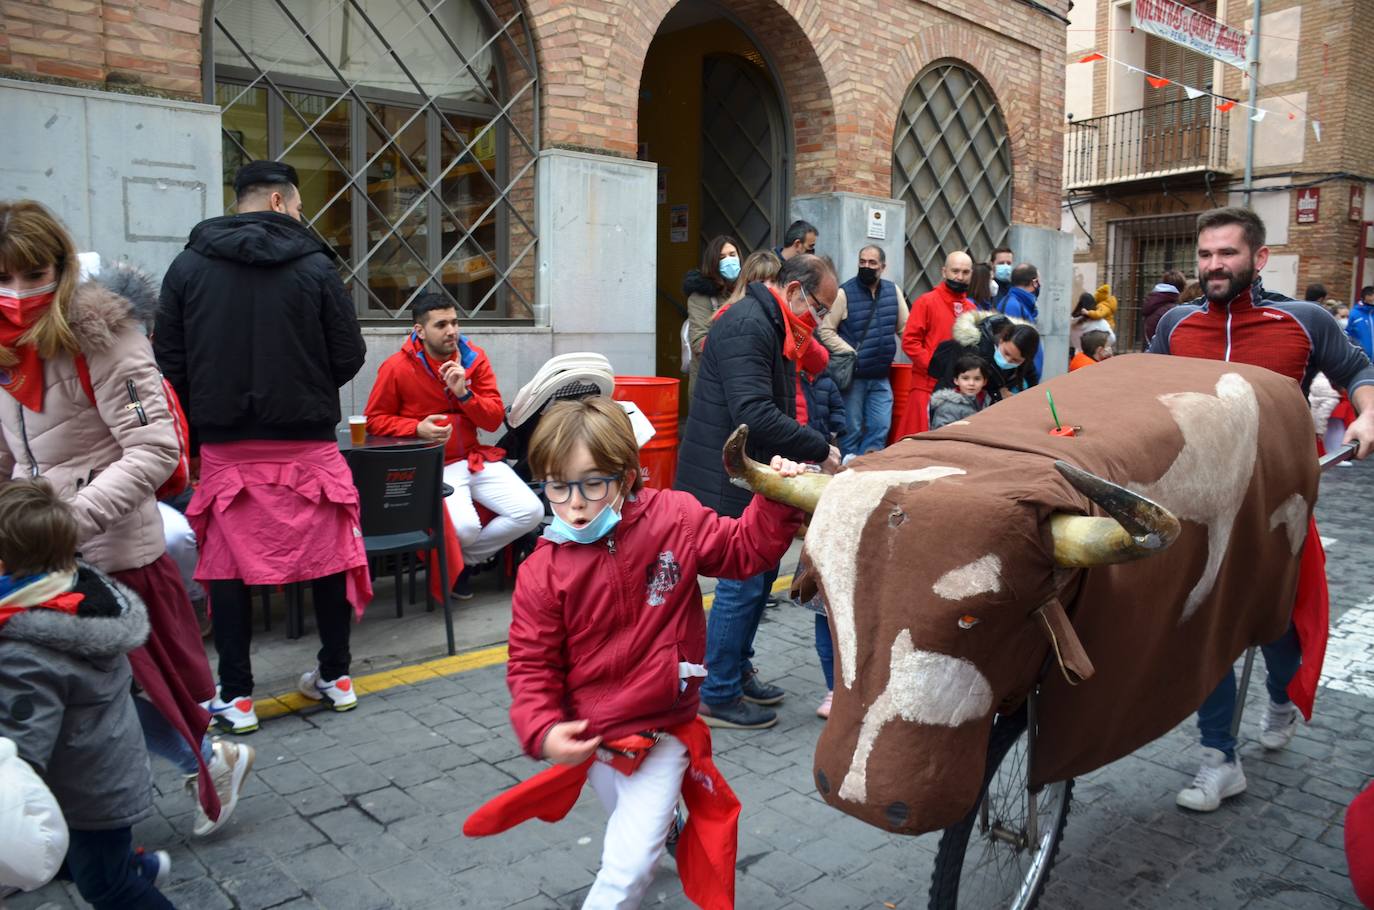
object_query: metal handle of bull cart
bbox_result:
[1230,441,1358,738]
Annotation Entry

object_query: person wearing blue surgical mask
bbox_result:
[683,235,742,398]
[991,246,1014,309]
[987,321,1040,399]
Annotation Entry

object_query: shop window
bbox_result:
[209,0,538,321]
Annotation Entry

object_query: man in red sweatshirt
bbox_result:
[365,294,543,591]
[893,250,974,437]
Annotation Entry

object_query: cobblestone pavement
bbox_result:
[15,463,1374,910]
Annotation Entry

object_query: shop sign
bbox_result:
[1296,188,1320,225]
[1351,185,1365,223]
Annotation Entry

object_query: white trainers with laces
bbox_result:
[185,739,256,837]
[206,694,259,734]
[299,668,359,711]
[1259,700,1300,751]
[1176,747,1246,812]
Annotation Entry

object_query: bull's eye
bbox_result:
[958,615,979,630]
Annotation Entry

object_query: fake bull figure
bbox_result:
[725,354,1319,837]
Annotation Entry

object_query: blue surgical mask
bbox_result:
[549,493,624,545]
[994,263,1012,283]
[993,349,1016,371]
[719,256,741,281]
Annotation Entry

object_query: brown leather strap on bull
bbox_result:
[1033,597,1095,686]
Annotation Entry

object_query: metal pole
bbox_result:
[1242,0,1263,205]
[1230,646,1257,739]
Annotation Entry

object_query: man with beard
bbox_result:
[819,244,908,456]
[365,293,543,597]
[1149,206,1374,812]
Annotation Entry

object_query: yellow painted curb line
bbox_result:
[253,572,795,721]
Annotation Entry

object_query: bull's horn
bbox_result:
[722,424,830,514]
[1049,461,1181,567]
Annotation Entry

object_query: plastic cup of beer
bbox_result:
[348,415,367,446]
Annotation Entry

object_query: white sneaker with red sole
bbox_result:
[206,694,259,734]
[298,669,358,712]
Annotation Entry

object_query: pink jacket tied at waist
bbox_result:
[188,440,372,618]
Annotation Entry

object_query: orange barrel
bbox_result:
[613,376,680,490]
[887,363,913,445]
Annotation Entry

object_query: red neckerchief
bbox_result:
[0,591,84,630]
[767,287,818,362]
[0,289,55,412]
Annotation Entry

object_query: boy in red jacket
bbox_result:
[364,294,543,589]
[500,397,806,908]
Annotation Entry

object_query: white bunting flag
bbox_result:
[1184,86,1205,100]
[1250,109,1266,122]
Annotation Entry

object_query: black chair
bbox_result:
[344,442,456,655]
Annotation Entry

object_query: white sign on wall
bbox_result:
[866,207,886,240]
[1132,0,1249,71]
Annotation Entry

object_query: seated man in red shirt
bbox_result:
[365,294,543,593]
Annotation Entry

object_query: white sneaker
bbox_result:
[1176,747,1246,812]
[186,739,256,837]
[1260,700,1300,751]
[816,690,833,719]
[206,694,259,734]
[299,668,359,711]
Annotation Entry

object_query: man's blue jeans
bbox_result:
[815,612,835,691]
[840,376,893,457]
[64,827,175,910]
[701,565,779,705]
[1197,622,1301,760]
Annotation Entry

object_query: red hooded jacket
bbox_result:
[507,487,802,758]
[364,334,506,471]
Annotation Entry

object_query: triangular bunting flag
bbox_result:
[1078,52,1104,63]
[1250,109,1267,122]
[1183,86,1205,100]
[1146,76,1171,88]
[1289,113,1297,120]
[1216,100,1237,112]
[1312,121,1322,142]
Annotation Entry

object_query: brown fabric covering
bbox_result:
[806,354,1318,836]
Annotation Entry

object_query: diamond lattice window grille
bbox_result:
[892,62,1012,301]
[210,0,539,321]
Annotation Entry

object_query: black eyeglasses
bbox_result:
[532,475,620,504]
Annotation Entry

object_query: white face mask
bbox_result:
[0,280,58,300]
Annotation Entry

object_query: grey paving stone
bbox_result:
[313,805,385,846]
[339,832,415,874]
[328,762,394,797]
[284,842,356,889]
[789,872,875,909]
[219,860,304,910]
[306,871,395,910]
[257,758,327,796]
[738,849,823,892]
[356,785,425,825]
[283,783,350,817]
[160,875,235,910]
[369,858,453,908]
[447,863,544,907]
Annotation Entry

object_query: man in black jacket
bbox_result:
[156,161,369,735]
[677,253,839,729]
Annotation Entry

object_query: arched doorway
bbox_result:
[893,61,1012,300]
[637,1,790,402]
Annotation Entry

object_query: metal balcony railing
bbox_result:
[1064,98,1231,189]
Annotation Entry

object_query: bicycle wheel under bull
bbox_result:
[928,704,1073,910]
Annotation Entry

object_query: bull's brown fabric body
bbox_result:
[807,354,1318,836]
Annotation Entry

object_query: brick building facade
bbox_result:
[1,0,1074,406]
[1064,0,1374,351]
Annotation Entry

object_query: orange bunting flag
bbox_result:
[1078,52,1104,63]
[1146,76,1171,88]
[1216,100,1237,112]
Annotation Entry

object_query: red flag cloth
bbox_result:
[1347,783,1374,908]
[1078,52,1104,63]
[1285,517,1328,719]
[1146,76,1171,88]
[425,506,464,603]
[463,718,739,910]
[0,592,83,629]
[1216,100,1237,112]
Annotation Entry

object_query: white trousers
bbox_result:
[157,502,203,601]
[442,460,544,563]
[583,736,689,910]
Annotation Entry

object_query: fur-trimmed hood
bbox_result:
[951,308,1034,347]
[0,564,149,658]
[682,269,722,298]
[65,264,159,354]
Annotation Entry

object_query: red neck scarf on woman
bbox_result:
[767,286,818,362]
[0,283,56,412]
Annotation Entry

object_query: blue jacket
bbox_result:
[801,371,846,441]
[1349,304,1374,360]
[999,286,1044,376]
[838,276,900,378]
